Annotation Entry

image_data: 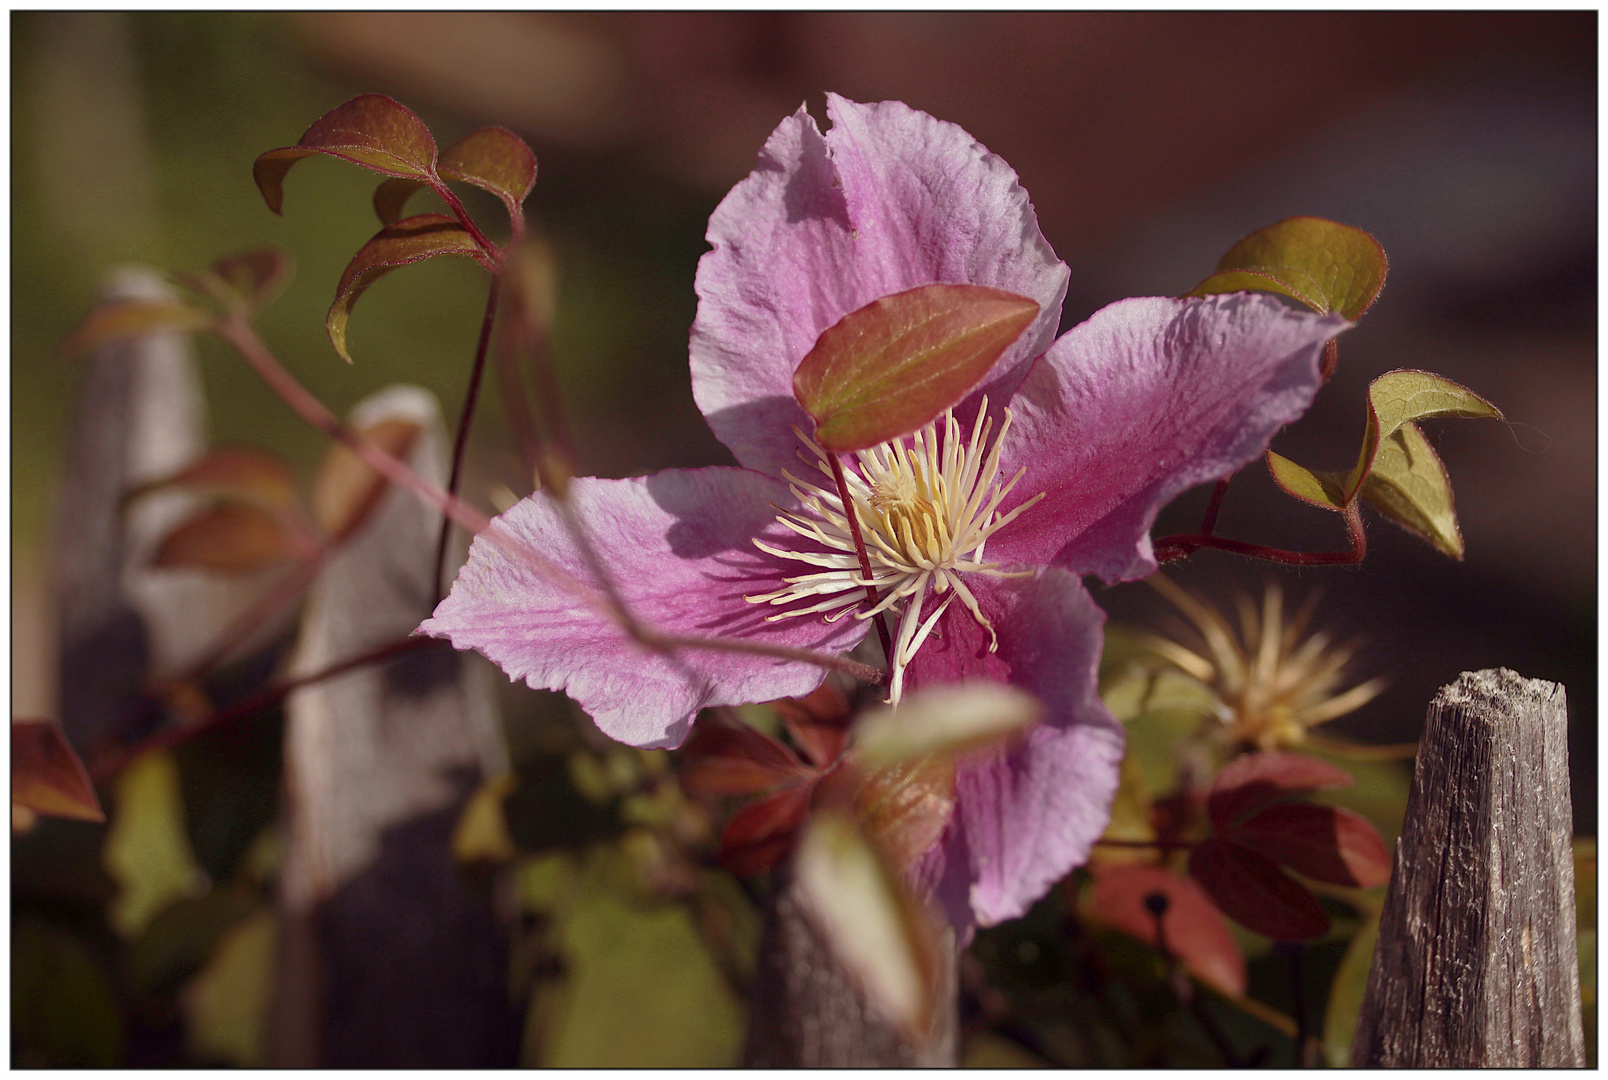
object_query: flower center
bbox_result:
[746,398,1044,704]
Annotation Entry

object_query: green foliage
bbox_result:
[12,919,125,1067]
[1187,216,1387,321]
[103,750,207,938]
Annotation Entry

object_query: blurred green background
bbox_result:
[11,11,1594,1067]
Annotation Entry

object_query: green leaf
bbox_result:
[851,682,1043,767]
[793,810,943,1037]
[1346,369,1502,498]
[253,94,439,215]
[440,126,538,224]
[1322,910,1380,1066]
[58,299,211,360]
[1357,421,1464,558]
[12,720,104,822]
[327,214,489,363]
[126,888,260,998]
[542,877,744,1066]
[1266,451,1348,512]
[451,772,519,864]
[181,910,277,1067]
[103,750,207,938]
[1187,217,1387,320]
[793,284,1039,452]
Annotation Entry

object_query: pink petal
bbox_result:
[691,94,1068,479]
[421,468,868,749]
[988,293,1348,582]
[906,568,1123,929]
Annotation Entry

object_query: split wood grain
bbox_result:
[1353,668,1583,1066]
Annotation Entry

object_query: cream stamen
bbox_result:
[746,398,1045,703]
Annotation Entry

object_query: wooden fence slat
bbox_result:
[1353,668,1584,1066]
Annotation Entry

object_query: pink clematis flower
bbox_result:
[422,95,1347,928]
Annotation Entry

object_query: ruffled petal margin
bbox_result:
[906,568,1123,931]
[988,293,1348,582]
[421,468,868,749]
[690,94,1068,479]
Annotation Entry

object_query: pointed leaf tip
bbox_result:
[327,214,488,363]
[794,284,1040,452]
[852,682,1042,767]
[254,94,439,215]
[1188,217,1387,321]
[13,721,104,822]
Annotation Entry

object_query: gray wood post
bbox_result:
[743,862,957,1067]
[270,386,518,1067]
[1353,668,1584,1066]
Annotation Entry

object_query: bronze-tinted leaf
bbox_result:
[12,720,104,822]
[679,718,806,796]
[153,503,303,573]
[852,755,957,874]
[59,300,211,360]
[372,177,427,226]
[1187,217,1387,321]
[718,783,812,877]
[327,214,489,363]
[1085,861,1246,996]
[1189,838,1330,941]
[439,126,538,225]
[1233,802,1392,888]
[311,418,421,542]
[1358,421,1464,558]
[773,683,852,768]
[793,284,1039,452]
[126,446,298,512]
[1208,751,1354,831]
[253,94,438,215]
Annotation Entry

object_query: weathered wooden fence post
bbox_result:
[1353,668,1584,1066]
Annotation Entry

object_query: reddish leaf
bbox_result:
[1208,751,1354,831]
[254,94,438,215]
[440,126,537,223]
[59,300,211,360]
[370,128,537,228]
[12,720,104,822]
[679,718,806,796]
[328,214,491,363]
[1189,838,1330,941]
[372,177,426,226]
[773,683,852,767]
[127,446,298,513]
[720,783,813,877]
[1233,802,1392,888]
[852,755,957,874]
[311,418,421,542]
[153,503,303,573]
[1085,862,1246,996]
[793,284,1040,452]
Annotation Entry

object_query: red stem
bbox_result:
[433,275,502,603]
[1199,474,1232,536]
[1154,501,1366,567]
[827,453,895,668]
[432,179,501,266]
